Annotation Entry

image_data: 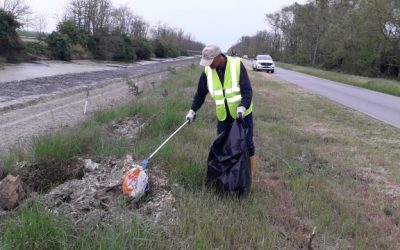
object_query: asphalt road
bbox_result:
[274,67,400,129]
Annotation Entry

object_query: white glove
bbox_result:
[237,106,246,119]
[185,109,196,123]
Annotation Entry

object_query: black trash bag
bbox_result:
[206,119,251,196]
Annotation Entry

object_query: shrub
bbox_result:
[111,34,135,61]
[0,9,23,60]
[179,48,189,56]
[167,46,180,57]
[23,42,49,58]
[57,20,86,45]
[133,39,152,60]
[153,39,168,58]
[71,43,87,59]
[153,39,180,58]
[88,33,135,61]
[87,33,105,59]
[46,32,72,61]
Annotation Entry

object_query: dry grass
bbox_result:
[2,64,400,249]
[250,68,400,248]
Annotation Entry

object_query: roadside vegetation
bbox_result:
[0,0,203,62]
[277,62,400,97]
[1,65,400,249]
[0,8,24,61]
[230,0,400,80]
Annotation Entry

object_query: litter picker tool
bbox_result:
[140,119,189,168]
[122,120,189,201]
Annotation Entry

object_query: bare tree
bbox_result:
[64,0,112,35]
[66,0,86,30]
[61,0,203,55]
[0,0,31,19]
[110,5,134,35]
[31,14,47,35]
[130,15,149,39]
[151,22,179,44]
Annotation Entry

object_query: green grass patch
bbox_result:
[277,62,400,97]
[0,201,165,250]
[2,62,400,249]
[32,130,92,165]
[0,146,31,175]
[89,105,145,125]
[73,215,163,250]
[168,162,204,190]
[0,201,72,250]
[170,190,278,249]
[17,30,41,37]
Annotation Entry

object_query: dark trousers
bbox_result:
[216,113,255,156]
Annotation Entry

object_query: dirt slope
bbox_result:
[0,58,197,151]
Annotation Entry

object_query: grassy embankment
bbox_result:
[1,64,400,249]
[277,62,400,97]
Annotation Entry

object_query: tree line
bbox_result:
[230,0,400,78]
[0,0,204,61]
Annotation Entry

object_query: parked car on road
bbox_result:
[252,55,275,73]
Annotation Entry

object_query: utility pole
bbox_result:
[25,14,29,31]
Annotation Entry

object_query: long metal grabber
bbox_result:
[140,120,189,168]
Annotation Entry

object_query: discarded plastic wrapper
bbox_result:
[122,121,188,201]
[122,163,149,201]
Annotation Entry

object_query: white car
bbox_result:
[252,55,275,73]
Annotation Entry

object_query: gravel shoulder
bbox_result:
[0,57,198,151]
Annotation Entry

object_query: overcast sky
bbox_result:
[26,0,308,51]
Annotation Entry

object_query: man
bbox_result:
[185,44,256,180]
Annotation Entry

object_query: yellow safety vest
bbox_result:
[205,56,253,121]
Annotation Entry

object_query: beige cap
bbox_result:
[200,44,221,66]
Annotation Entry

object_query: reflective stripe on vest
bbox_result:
[205,56,253,121]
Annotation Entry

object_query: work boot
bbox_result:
[250,155,256,182]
